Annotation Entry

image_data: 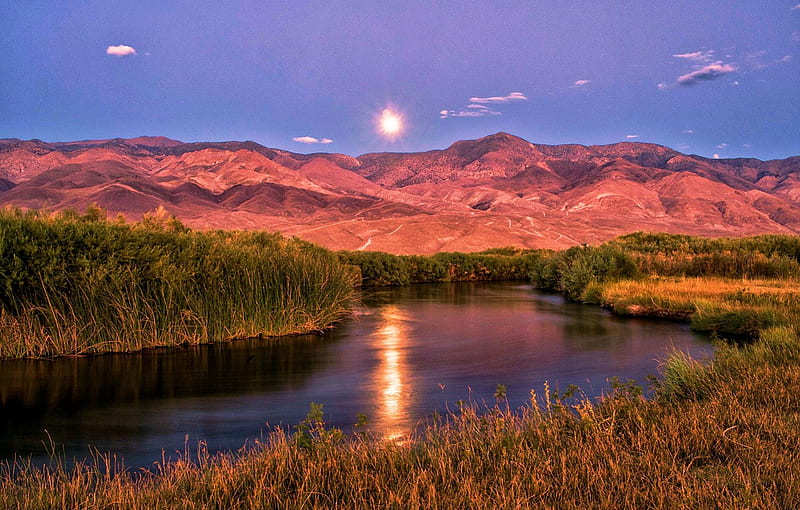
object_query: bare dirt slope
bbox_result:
[1,133,798,254]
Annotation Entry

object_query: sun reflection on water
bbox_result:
[371,305,413,441]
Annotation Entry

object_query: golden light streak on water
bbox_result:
[371,305,413,441]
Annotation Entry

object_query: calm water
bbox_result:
[0,282,712,468]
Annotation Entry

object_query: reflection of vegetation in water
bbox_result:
[3,319,799,508]
[0,335,331,418]
[0,207,357,358]
[3,227,800,505]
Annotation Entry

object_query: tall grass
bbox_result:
[3,325,800,509]
[0,207,357,358]
[3,226,800,506]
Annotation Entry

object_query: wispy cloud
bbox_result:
[744,50,793,71]
[626,134,639,139]
[682,129,694,134]
[716,143,728,149]
[677,63,737,85]
[106,44,137,57]
[440,92,527,119]
[292,136,333,144]
[659,50,737,88]
[672,50,715,63]
[570,79,591,88]
[468,92,528,104]
[792,3,800,10]
[440,109,500,118]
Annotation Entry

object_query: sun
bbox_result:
[378,109,403,139]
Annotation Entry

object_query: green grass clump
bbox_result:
[0,207,357,358]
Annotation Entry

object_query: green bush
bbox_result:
[527,245,639,300]
[338,250,541,286]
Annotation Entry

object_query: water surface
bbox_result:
[0,282,712,467]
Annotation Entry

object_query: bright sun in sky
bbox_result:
[378,109,403,139]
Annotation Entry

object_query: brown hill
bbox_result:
[0,133,797,254]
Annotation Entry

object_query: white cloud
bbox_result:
[677,63,737,85]
[661,50,737,88]
[293,136,333,144]
[468,92,528,104]
[682,129,694,134]
[672,50,714,63]
[441,91,526,119]
[743,143,752,148]
[440,109,501,118]
[570,79,591,88]
[792,3,800,10]
[106,44,137,57]
[716,143,728,149]
[626,134,639,139]
[777,55,793,63]
[713,154,721,159]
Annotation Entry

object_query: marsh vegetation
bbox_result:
[1,212,799,508]
[0,207,356,358]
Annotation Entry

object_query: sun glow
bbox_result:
[378,109,403,139]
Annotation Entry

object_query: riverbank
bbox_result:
[0,207,356,359]
[2,298,798,508]
[2,216,799,506]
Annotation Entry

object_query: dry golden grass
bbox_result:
[602,277,800,336]
[3,282,800,509]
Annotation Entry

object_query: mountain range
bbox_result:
[1,132,798,254]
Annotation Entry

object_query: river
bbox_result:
[0,282,712,468]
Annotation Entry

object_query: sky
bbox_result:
[1,1,799,160]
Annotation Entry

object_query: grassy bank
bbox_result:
[0,207,357,358]
[603,277,800,336]
[2,230,800,507]
[2,324,799,508]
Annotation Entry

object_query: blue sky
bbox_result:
[2,1,798,160]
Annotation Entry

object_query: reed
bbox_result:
[3,329,800,509]
[3,221,800,507]
[0,207,357,358]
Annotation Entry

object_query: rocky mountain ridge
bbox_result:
[1,132,798,253]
